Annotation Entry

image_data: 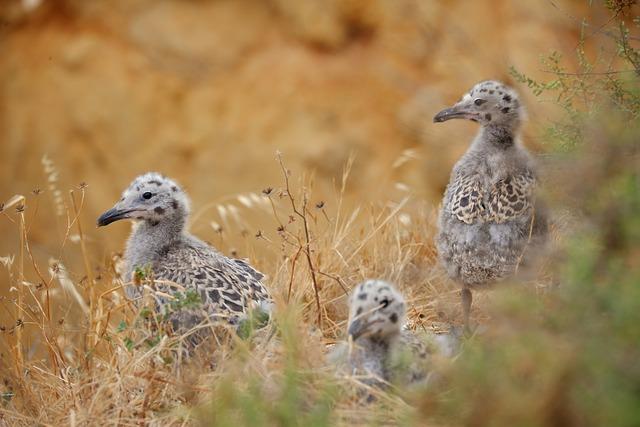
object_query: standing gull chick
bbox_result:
[97,172,272,330]
[433,80,547,329]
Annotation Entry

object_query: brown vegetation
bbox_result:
[1,1,637,425]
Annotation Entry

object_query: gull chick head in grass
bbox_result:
[332,279,441,392]
[97,172,190,228]
[347,279,406,342]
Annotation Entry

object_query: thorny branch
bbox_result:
[276,152,323,327]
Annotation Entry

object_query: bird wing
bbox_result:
[154,244,271,318]
[487,171,536,223]
[446,173,486,224]
[387,330,435,385]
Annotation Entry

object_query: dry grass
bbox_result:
[0,152,463,426]
[0,2,635,425]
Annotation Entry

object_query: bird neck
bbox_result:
[476,124,517,151]
[360,333,399,357]
[124,216,186,275]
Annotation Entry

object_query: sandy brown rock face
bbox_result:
[0,0,587,278]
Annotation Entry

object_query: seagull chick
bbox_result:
[97,172,272,332]
[330,280,435,390]
[433,80,547,329]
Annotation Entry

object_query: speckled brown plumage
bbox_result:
[433,80,548,328]
[98,172,272,331]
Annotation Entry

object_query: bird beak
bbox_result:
[348,318,366,340]
[347,317,380,341]
[97,206,136,227]
[433,102,479,123]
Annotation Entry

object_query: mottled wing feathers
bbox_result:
[392,330,434,385]
[231,258,270,299]
[446,174,486,224]
[153,244,271,319]
[446,170,536,224]
[487,171,535,223]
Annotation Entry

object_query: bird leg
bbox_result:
[461,286,472,333]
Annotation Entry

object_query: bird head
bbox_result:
[97,172,190,227]
[347,280,406,342]
[433,80,523,129]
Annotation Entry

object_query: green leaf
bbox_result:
[116,320,128,333]
[236,308,271,340]
[1,391,15,402]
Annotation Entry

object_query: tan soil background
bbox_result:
[0,0,599,290]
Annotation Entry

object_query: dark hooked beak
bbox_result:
[97,207,136,227]
[433,104,478,123]
[348,318,376,341]
[348,318,366,341]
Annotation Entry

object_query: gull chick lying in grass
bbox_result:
[97,172,273,342]
[329,279,457,396]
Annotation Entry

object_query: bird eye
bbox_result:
[142,192,153,200]
[380,299,390,308]
[474,98,487,106]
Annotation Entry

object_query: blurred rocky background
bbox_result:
[0,0,602,269]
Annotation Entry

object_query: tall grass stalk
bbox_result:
[69,189,98,348]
